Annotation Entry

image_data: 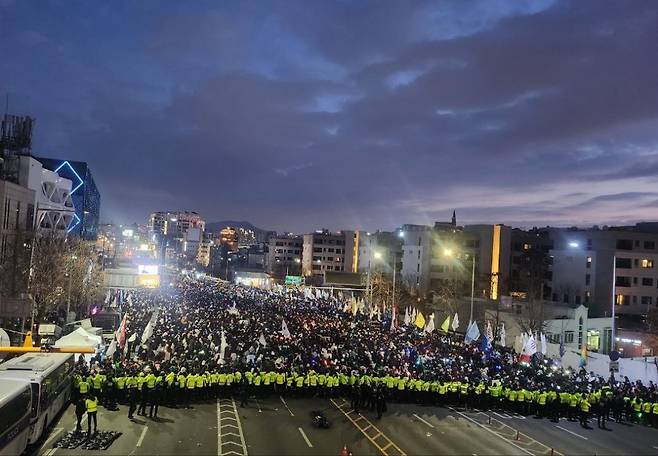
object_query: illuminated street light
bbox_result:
[374,251,383,260]
[568,241,579,248]
[443,248,454,257]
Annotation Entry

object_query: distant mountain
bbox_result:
[206,220,266,233]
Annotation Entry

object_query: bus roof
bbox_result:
[0,353,73,380]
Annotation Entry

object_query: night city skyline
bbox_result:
[1,0,658,232]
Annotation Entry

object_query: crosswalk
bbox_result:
[217,398,248,456]
[331,399,406,456]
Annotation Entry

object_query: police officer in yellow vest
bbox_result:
[86,394,99,435]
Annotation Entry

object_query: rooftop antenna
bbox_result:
[4,93,7,116]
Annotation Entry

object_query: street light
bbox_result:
[443,248,476,324]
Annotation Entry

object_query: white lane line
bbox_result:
[555,425,588,440]
[493,412,511,419]
[230,398,249,455]
[136,426,149,447]
[217,399,222,456]
[43,427,64,447]
[298,427,313,448]
[413,413,435,429]
[280,395,295,416]
[448,407,533,456]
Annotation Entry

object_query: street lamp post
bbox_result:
[611,255,617,353]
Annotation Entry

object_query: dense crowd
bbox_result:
[73,279,658,430]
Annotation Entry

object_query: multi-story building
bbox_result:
[196,239,214,268]
[219,227,239,252]
[545,224,658,317]
[357,230,402,278]
[266,234,302,277]
[18,156,75,234]
[399,215,511,299]
[148,211,205,238]
[38,158,100,240]
[302,230,358,277]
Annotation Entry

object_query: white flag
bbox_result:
[451,313,460,331]
[486,321,494,342]
[540,332,547,356]
[281,320,291,339]
[499,323,506,347]
[424,313,435,334]
[219,330,228,362]
[411,307,417,323]
[524,334,537,356]
[464,321,481,344]
[141,321,154,344]
[105,289,111,304]
[228,304,239,315]
[404,307,411,326]
[106,339,117,358]
[390,306,397,332]
[258,333,267,347]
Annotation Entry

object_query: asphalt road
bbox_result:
[27,396,658,456]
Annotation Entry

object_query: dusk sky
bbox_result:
[1,0,657,232]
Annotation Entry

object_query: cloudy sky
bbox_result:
[1,0,657,232]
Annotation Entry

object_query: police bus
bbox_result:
[0,379,32,456]
[0,353,74,445]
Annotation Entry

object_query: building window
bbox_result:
[578,317,584,347]
[585,274,591,285]
[644,241,655,249]
[616,276,631,287]
[586,256,592,268]
[643,277,654,286]
[563,294,569,303]
[616,258,632,269]
[635,240,640,247]
[616,239,633,250]
[575,295,581,305]
[564,331,574,344]
[616,294,629,305]
[587,330,600,352]
[633,295,638,304]
[585,291,591,304]
[641,296,653,306]
[642,259,654,268]
[416,263,420,272]
[633,277,638,285]
[634,259,639,267]
[552,293,558,302]
[313,247,322,253]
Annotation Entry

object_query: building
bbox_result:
[266,234,302,278]
[18,156,75,234]
[148,211,205,238]
[545,224,658,317]
[399,216,511,299]
[302,230,358,277]
[485,303,614,355]
[357,230,402,278]
[196,239,214,268]
[219,227,239,252]
[37,158,101,240]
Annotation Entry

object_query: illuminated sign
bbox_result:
[138,265,159,275]
[285,275,302,285]
[67,213,81,234]
[54,161,84,194]
[122,229,134,237]
[137,274,160,288]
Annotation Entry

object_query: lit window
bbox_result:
[641,259,654,268]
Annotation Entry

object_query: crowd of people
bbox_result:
[72,278,658,430]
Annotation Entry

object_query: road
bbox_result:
[28,396,658,456]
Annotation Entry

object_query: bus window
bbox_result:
[0,387,31,436]
[30,383,39,418]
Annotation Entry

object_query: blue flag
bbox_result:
[480,335,493,359]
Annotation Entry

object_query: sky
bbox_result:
[1,0,657,233]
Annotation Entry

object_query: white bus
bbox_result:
[0,379,32,456]
[0,353,74,445]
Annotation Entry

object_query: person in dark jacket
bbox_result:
[75,396,86,432]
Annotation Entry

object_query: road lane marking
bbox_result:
[280,395,295,416]
[412,413,435,429]
[448,407,533,456]
[230,397,249,455]
[217,399,222,456]
[555,425,588,440]
[136,426,148,447]
[43,427,64,447]
[331,398,406,456]
[298,427,313,447]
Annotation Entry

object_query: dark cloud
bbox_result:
[1,0,657,231]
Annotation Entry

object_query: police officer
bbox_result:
[127,374,138,420]
[86,394,99,435]
[150,376,163,419]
